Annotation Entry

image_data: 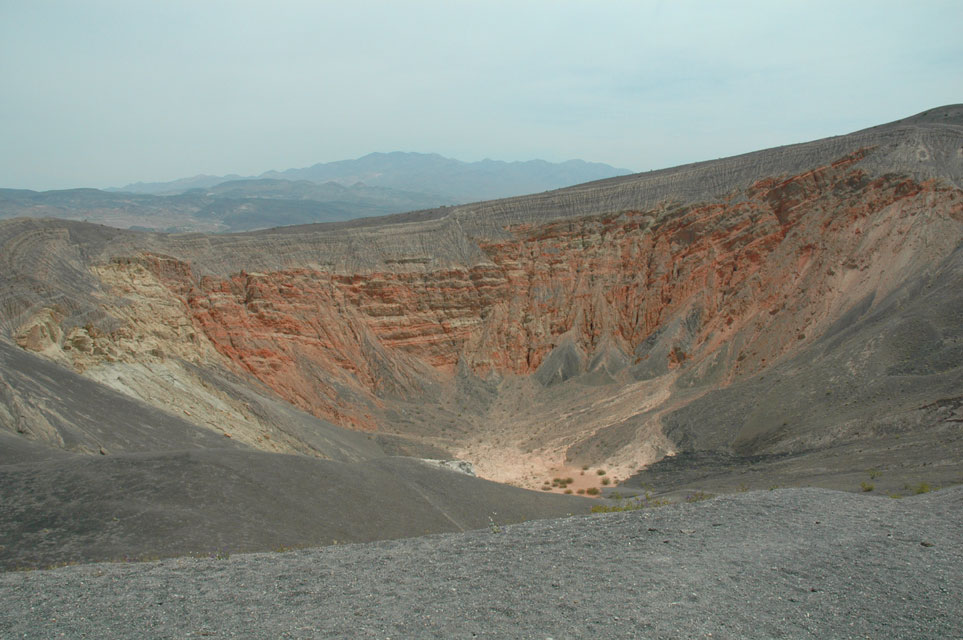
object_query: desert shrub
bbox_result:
[860,481,874,492]
[601,477,610,485]
[585,487,600,496]
[914,482,932,494]
[273,544,307,554]
[596,469,607,476]
[590,492,671,513]
[541,485,551,491]
[685,491,713,503]
[576,489,585,495]
[868,468,882,480]
[564,489,573,494]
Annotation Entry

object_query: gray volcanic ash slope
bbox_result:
[0,345,589,571]
[0,450,586,571]
[2,487,961,639]
[0,106,962,571]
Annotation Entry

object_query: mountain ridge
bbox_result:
[2,153,631,233]
[112,151,634,202]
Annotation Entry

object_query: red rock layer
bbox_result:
[134,151,963,428]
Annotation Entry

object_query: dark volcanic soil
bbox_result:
[2,487,961,639]
[0,451,589,572]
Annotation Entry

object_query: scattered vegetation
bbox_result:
[867,468,882,480]
[585,487,600,496]
[549,476,576,490]
[596,469,607,476]
[591,492,671,513]
[860,481,874,492]
[685,491,714,503]
[273,545,304,553]
[601,477,610,485]
[891,481,941,499]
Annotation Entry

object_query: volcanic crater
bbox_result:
[2,105,962,568]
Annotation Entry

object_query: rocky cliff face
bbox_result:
[4,106,963,491]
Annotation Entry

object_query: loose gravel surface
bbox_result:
[2,487,961,639]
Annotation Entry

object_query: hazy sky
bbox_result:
[2,1,961,191]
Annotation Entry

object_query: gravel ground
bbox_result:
[2,487,961,639]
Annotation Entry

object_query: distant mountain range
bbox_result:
[0,153,631,233]
[0,181,450,233]
[114,152,634,203]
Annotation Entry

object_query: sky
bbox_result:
[1,0,961,191]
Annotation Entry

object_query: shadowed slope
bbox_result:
[0,450,589,570]
[623,243,963,496]
[0,341,245,459]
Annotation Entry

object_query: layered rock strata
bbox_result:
[66,153,958,424]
